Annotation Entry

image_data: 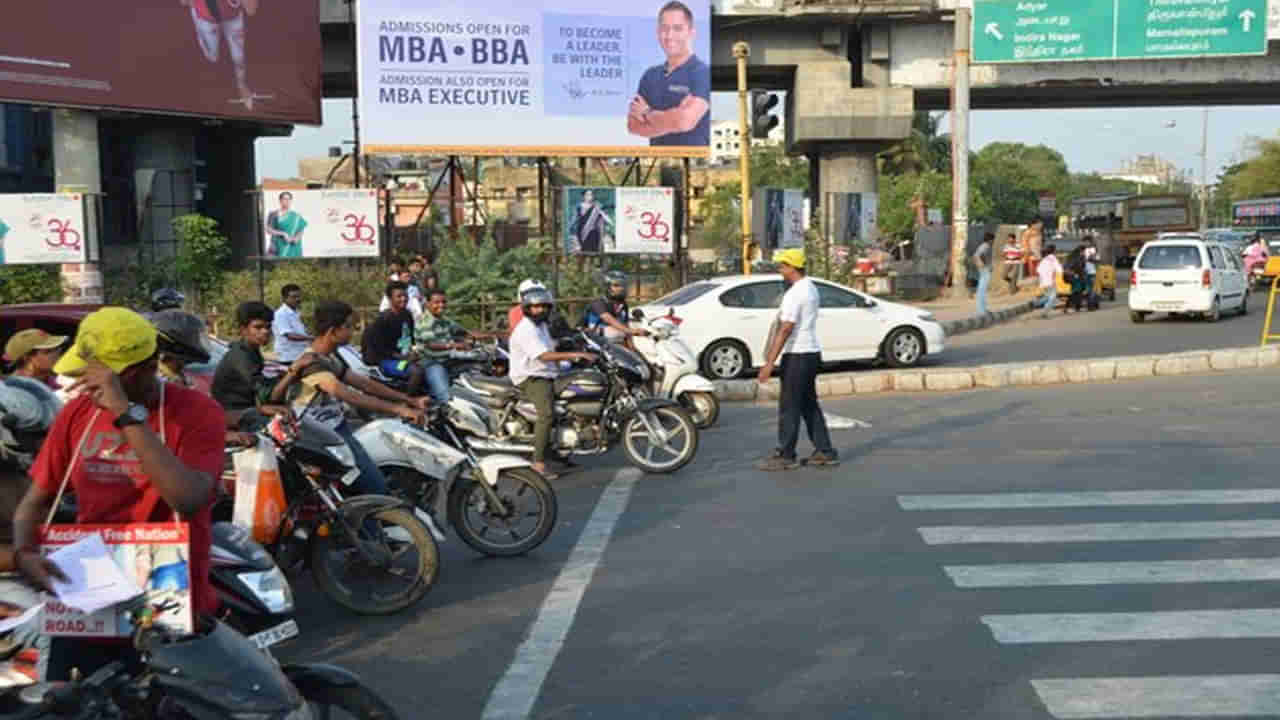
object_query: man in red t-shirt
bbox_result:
[12,308,223,680]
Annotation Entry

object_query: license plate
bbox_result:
[1154,301,1183,309]
[249,619,299,650]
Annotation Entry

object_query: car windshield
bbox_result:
[1139,245,1203,270]
[648,282,718,306]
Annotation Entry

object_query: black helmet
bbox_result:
[150,288,185,312]
[603,270,628,302]
[520,287,554,324]
[149,310,211,365]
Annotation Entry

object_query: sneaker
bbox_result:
[805,451,840,467]
[756,453,800,471]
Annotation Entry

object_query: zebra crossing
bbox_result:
[899,488,1280,719]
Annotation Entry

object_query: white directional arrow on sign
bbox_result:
[1240,8,1256,32]
[985,22,1004,41]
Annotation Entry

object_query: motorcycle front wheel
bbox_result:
[621,405,699,474]
[309,507,439,615]
[680,391,720,429]
[449,468,558,557]
[300,682,401,720]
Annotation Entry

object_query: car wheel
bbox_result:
[1129,310,1147,324]
[701,339,749,380]
[883,327,925,368]
[1206,296,1221,323]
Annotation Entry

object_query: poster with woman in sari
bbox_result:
[566,188,616,254]
[0,218,9,264]
[264,191,307,258]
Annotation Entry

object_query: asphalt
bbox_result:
[924,277,1271,369]
[277,369,1280,719]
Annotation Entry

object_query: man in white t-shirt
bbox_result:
[272,284,312,365]
[508,287,596,480]
[1036,244,1063,318]
[755,249,838,471]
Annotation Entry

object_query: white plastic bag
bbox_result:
[232,437,286,544]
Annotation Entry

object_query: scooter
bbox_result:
[356,409,557,557]
[629,308,720,428]
[209,521,298,651]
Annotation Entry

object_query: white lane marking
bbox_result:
[1032,675,1280,719]
[898,489,1280,511]
[945,557,1280,588]
[983,609,1280,644]
[920,520,1280,545]
[823,413,872,430]
[480,469,640,720]
[0,55,71,69]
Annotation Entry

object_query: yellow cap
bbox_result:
[773,248,806,269]
[54,307,157,376]
[4,329,67,364]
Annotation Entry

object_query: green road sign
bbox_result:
[973,0,1269,63]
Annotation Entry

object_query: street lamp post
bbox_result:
[1200,108,1209,230]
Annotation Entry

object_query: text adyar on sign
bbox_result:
[972,0,1268,64]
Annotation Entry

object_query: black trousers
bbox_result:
[777,352,834,460]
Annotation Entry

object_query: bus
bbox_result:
[1232,197,1280,248]
[1069,193,1196,267]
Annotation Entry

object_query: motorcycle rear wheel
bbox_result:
[621,405,699,474]
[448,468,558,557]
[680,391,720,429]
[309,507,438,615]
[300,682,402,720]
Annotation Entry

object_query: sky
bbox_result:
[255,95,1280,184]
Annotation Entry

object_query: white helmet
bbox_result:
[517,279,545,301]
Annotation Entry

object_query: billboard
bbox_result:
[358,0,712,157]
[754,188,806,250]
[0,1,321,125]
[828,192,879,247]
[563,187,675,254]
[261,190,381,259]
[0,194,86,264]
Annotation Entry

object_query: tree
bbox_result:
[880,112,951,176]
[972,142,1070,222]
[1228,136,1280,202]
[877,170,993,240]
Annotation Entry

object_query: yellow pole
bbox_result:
[1262,274,1280,346]
[734,41,752,276]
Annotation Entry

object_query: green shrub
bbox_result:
[173,214,231,302]
[0,266,63,305]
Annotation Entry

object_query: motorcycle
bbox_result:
[355,409,558,557]
[209,522,298,652]
[232,413,440,616]
[1244,247,1271,289]
[629,308,720,429]
[1,599,399,719]
[453,330,699,475]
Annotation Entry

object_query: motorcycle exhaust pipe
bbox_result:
[467,439,535,455]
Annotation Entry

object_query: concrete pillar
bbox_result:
[816,151,877,196]
[52,109,103,304]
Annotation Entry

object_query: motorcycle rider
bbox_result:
[1245,232,1269,277]
[584,270,648,345]
[269,300,428,496]
[507,279,546,335]
[417,288,503,405]
[13,308,224,680]
[509,288,596,480]
[211,302,301,439]
[365,281,426,397]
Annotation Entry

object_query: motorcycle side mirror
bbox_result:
[632,308,645,321]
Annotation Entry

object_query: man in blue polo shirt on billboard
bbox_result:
[627,1,710,148]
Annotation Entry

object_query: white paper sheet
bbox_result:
[0,603,42,634]
[47,534,142,614]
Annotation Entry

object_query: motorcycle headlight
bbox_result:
[326,444,355,467]
[238,566,294,614]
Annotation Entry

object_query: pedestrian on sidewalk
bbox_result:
[755,248,838,471]
[1022,218,1044,279]
[972,232,993,315]
[1001,233,1024,294]
[1083,235,1098,304]
[1037,244,1062,318]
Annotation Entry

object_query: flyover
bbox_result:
[317,0,1280,209]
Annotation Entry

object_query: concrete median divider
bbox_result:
[714,343,1278,403]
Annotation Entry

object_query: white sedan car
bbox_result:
[635,275,946,380]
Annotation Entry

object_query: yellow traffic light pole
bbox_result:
[734,41,752,276]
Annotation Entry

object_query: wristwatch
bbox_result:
[113,403,149,429]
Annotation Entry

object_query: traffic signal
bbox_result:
[751,91,780,140]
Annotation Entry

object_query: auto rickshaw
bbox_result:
[1054,263,1117,301]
